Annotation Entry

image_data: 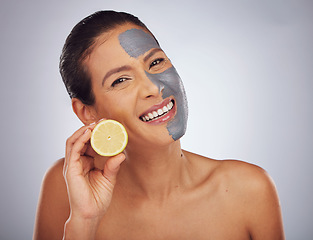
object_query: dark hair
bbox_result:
[59,10,150,105]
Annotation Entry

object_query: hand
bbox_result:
[63,123,126,223]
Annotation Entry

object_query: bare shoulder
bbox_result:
[39,158,68,202]
[183,150,276,194]
[216,159,279,201]
[214,159,285,239]
[43,158,67,188]
[183,150,274,192]
[184,151,284,239]
[193,156,279,203]
[219,159,272,185]
[33,158,70,240]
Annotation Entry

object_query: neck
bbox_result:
[118,140,190,201]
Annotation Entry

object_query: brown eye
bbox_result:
[111,77,127,87]
[149,58,165,70]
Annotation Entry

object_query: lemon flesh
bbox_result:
[91,120,128,156]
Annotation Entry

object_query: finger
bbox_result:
[102,153,126,185]
[64,156,95,184]
[64,127,91,177]
[85,143,97,158]
[65,123,96,164]
[67,128,93,175]
[80,155,95,176]
[80,119,107,157]
[63,157,67,177]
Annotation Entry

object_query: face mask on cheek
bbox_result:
[119,28,188,140]
[145,67,188,140]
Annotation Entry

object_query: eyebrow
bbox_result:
[102,65,132,86]
[143,48,163,63]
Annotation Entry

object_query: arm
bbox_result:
[33,159,70,240]
[34,123,126,240]
[245,168,285,240]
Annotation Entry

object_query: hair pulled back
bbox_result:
[60,10,149,105]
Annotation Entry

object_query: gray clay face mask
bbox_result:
[118,28,188,140]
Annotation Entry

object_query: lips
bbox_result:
[139,99,175,123]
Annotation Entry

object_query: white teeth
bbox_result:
[167,101,174,110]
[168,101,173,109]
[141,100,174,122]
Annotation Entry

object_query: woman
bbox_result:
[33,10,285,240]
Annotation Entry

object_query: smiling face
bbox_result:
[84,24,188,148]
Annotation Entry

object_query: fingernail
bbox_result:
[97,118,105,123]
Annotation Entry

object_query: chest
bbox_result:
[95,195,250,240]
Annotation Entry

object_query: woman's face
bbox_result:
[84,24,188,148]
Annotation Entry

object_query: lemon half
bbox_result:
[90,119,128,156]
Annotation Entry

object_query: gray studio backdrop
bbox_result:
[0,0,312,239]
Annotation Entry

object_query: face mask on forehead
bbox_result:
[118,28,188,140]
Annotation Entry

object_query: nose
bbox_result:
[139,71,164,98]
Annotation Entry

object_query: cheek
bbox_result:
[145,67,185,98]
[145,67,188,140]
[100,91,136,120]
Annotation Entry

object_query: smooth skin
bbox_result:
[33,23,285,240]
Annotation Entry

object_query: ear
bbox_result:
[72,98,97,125]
